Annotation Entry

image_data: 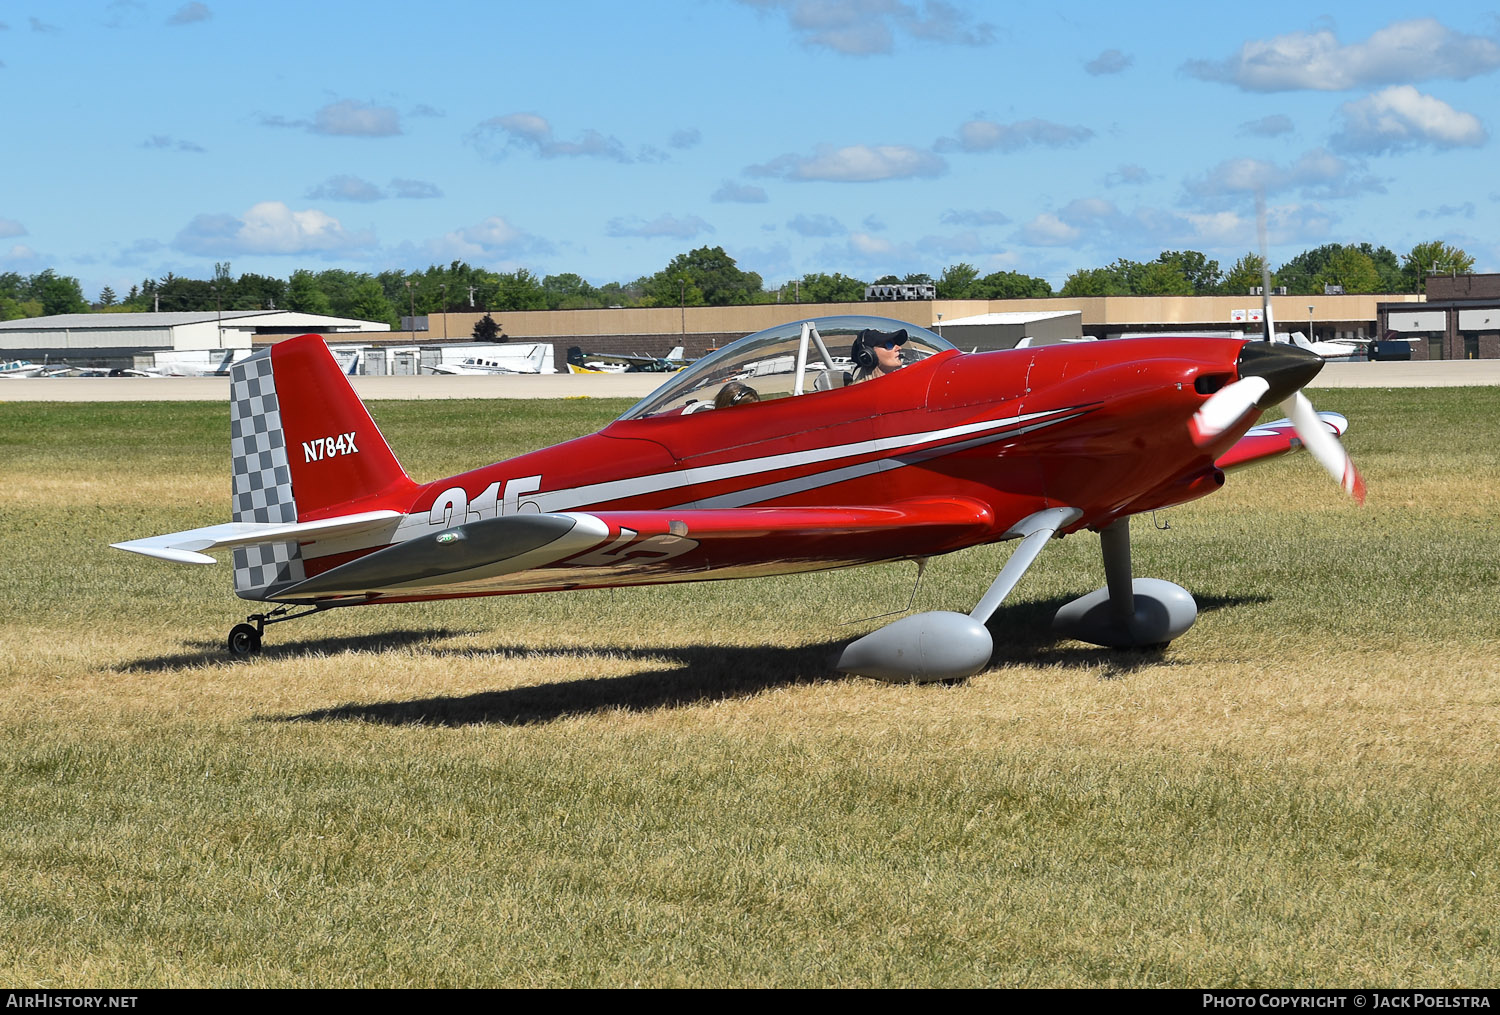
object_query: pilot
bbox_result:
[714,380,761,409]
[850,328,908,382]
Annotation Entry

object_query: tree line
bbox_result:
[1057,242,1474,298]
[0,240,1476,327]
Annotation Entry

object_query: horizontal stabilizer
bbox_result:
[110,510,402,565]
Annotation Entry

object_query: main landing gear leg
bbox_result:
[226,604,328,657]
[836,507,1083,683]
[1052,517,1197,649]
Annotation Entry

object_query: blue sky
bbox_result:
[4,0,1499,301]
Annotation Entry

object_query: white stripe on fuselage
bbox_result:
[685,411,1088,509]
[532,406,1087,512]
[381,405,1090,546]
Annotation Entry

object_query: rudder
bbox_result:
[229,335,416,599]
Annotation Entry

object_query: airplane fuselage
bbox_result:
[283,337,1248,604]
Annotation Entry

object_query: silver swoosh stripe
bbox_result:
[533,405,1087,512]
[684,411,1088,508]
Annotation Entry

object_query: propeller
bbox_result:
[1188,376,1269,445]
[1188,190,1366,504]
[1284,390,1367,502]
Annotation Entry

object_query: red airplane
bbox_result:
[113,314,1362,682]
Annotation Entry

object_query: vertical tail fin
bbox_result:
[229,335,417,599]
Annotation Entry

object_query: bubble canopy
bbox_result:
[617,315,956,421]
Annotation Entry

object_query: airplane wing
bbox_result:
[1215,412,1348,472]
[270,498,999,601]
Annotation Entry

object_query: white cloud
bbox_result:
[313,100,402,137]
[142,134,205,153]
[1018,213,1083,247]
[474,113,630,161]
[1184,18,1500,91]
[1184,148,1383,202]
[1418,202,1476,219]
[669,128,702,149]
[0,244,42,267]
[935,118,1093,154]
[1084,49,1132,75]
[455,217,524,248]
[915,230,985,256]
[711,180,769,203]
[1331,85,1487,154]
[173,201,375,255]
[413,217,550,263]
[1238,114,1294,137]
[849,232,895,256]
[940,208,1011,227]
[111,238,164,267]
[104,2,148,30]
[741,0,995,56]
[747,143,946,182]
[787,214,846,237]
[390,178,442,199]
[902,0,996,46]
[0,217,25,237]
[1018,195,1336,253]
[306,175,384,202]
[166,3,211,25]
[1105,164,1151,187]
[257,113,304,130]
[605,214,714,239]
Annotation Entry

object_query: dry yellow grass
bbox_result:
[0,391,1496,986]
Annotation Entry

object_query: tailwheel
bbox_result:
[227,623,262,657]
[224,604,329,656]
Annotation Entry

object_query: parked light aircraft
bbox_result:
[429,344,551,375]
[1281,331,1363,360]
[0,359,68,378]
[113,314,1362,682]
[125,349,254,377]
[566,346,687,374]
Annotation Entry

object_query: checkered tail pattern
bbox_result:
[229,350,306,599]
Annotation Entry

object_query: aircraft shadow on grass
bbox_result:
[265,592,1263,727]
[280,639,848,727]
[114,627,470,674]
[112,593,1263,725]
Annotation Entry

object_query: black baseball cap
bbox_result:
[856,328,908,349]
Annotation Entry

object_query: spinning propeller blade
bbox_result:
[1189,376,1269,446]
[1204,189,1366,503]
[1284,390,1367,503]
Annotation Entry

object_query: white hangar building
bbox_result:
[932,310,1084,351]
[0,311,390,362]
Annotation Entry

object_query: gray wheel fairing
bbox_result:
[836,610,994,683]
[1052,578,1197,648]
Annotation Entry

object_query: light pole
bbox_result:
[439,282,448,340]
[406,280,417,343]
[936,312,943,338]
[1307,305,1314,342]
[678,278,686,344]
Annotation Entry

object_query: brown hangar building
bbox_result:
[1378,275,1500,361]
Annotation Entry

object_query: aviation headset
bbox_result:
[851,328,909,371]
